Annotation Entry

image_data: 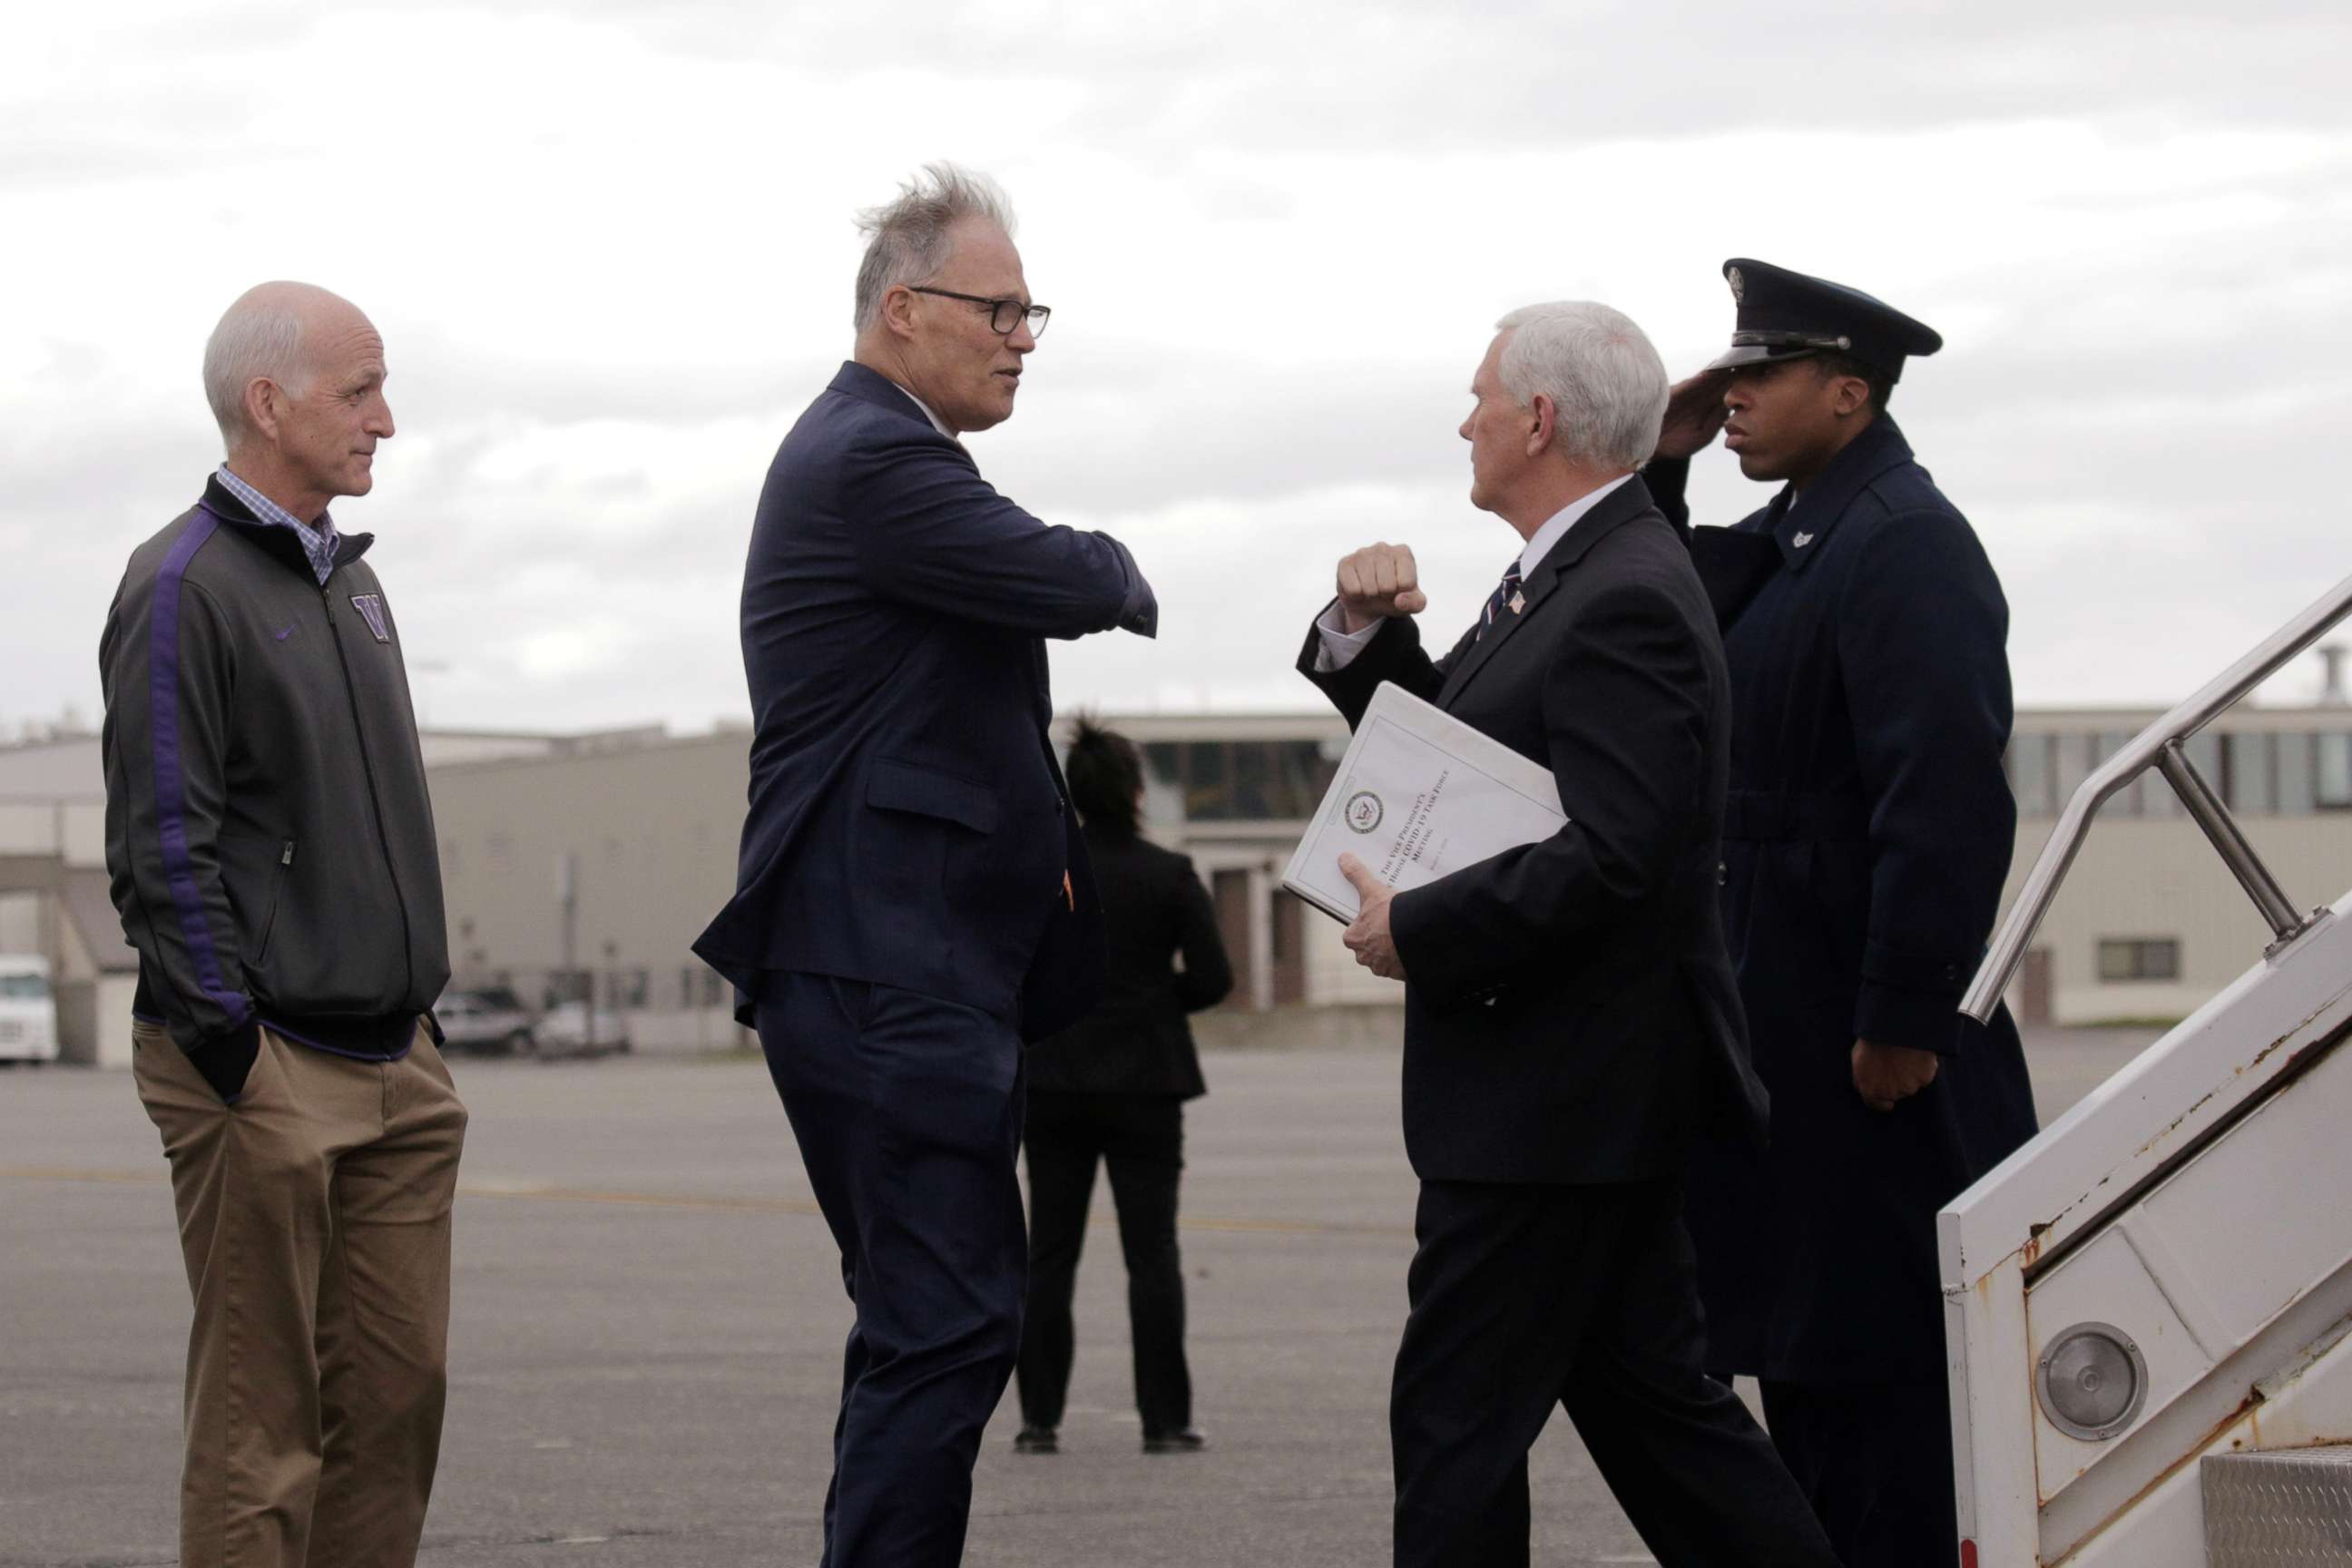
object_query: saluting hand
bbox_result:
[1652,370,1732,461]
[1335,544,1428,633]
[1338,854,1406,981]
[1852,1038,1940,1112]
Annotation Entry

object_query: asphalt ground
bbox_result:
[0,1024,2157,1567]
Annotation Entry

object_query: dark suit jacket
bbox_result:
[694,362,1154,1040]
[1024,826,1233,1099]
[1298,476,1768,1185]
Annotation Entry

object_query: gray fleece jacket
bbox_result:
[100,474,449,1064]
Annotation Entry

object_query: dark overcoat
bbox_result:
[1659,415,2040,1383]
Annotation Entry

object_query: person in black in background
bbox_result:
[1013,719,1234,1455]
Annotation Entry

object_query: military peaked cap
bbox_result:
[1705,258,1943,383]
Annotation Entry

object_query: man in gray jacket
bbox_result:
[100,280,466,1568]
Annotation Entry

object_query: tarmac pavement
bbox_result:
[0,1024,2156,1567]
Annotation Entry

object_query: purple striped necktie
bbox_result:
[1476,560,1525,642]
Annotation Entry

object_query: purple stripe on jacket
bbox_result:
[149,513,251,1030]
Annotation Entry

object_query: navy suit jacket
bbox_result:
[694,362,1154,1040]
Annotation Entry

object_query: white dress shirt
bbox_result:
[889,380,956,439]
[1315,472,1638,671]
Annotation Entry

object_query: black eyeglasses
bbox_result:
[907,287,1052,339]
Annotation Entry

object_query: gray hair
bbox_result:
[852,162,1017,332]
[1493,301,1669,472]
[201,286,313,445]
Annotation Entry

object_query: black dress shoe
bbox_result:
[1014,1425,1059,1454]
[1141,1426,1207,1454]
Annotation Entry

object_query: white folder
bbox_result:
[1281,681,1567,924]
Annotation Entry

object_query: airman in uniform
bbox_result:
[1649,260,2041,1568]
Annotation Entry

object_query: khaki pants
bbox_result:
[133,1020,468,1568]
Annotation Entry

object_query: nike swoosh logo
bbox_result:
[273,623,299,642]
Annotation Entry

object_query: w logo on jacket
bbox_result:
[349,593,392,643]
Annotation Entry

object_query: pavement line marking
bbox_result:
[0,1166,1412,1240]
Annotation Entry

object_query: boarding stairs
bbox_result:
[1942,573,2352,1565]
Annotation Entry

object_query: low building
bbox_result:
[0,727,680,1065]
[418,712,1398,1054]
[422,693,2352,1038]
[2004,700,2352,1024]
[0,794,136,1068]
[8,682,2349,1065]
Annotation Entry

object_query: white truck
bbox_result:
[0,955,61,1065]
[1943,573,2352,1565]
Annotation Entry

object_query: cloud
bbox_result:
[5,0,2350,742]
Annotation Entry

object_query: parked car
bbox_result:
[535,1000,631,1056]
[435,986,537,1055]
[0,955,61,1065]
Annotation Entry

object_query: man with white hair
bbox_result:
[694,164,1155,1565]
[100,281,466,1568]
[1298,304,1838,1566]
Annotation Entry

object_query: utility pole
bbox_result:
[556,851,578,1012]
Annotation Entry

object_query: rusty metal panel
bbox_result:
[1945,887,2352,1563]
[2203,1446,2352,1564]
[2024,1230,2201,1496]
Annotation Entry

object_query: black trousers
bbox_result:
[1391,1179,1840,1568]
[756,973,1027,1568]
[1015,1090,1191,1436]
[1759,1377,1959,1568]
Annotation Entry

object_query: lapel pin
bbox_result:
[1792,531,1814,549]
[1508,592,1525,614]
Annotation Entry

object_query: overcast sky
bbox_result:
[5,2,2349,740]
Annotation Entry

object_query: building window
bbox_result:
[1183,742,1230,819]
[2278,733,2316,815]
[2097,937,2180,983]
[1277,741,1338,818]
[1232,741,1272,819]
[2318,733,2352,810]
[2053,732,2094,811]
[2225,731,2274,815]
[1143,740,1340,823]
[2007,733,2055,818]
[679,965,726,1008]
[2093,731,2143,818]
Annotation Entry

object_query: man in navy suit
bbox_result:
[694,163,1156,1567]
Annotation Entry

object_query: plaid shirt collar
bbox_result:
[216,466,339,586]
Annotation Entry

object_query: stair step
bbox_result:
[2203,1445,2352,1564]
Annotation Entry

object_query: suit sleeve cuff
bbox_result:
[1102,534,1158,638]
[1313,598,1382,672]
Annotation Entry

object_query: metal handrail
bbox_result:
[1961,571,2352,1023]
